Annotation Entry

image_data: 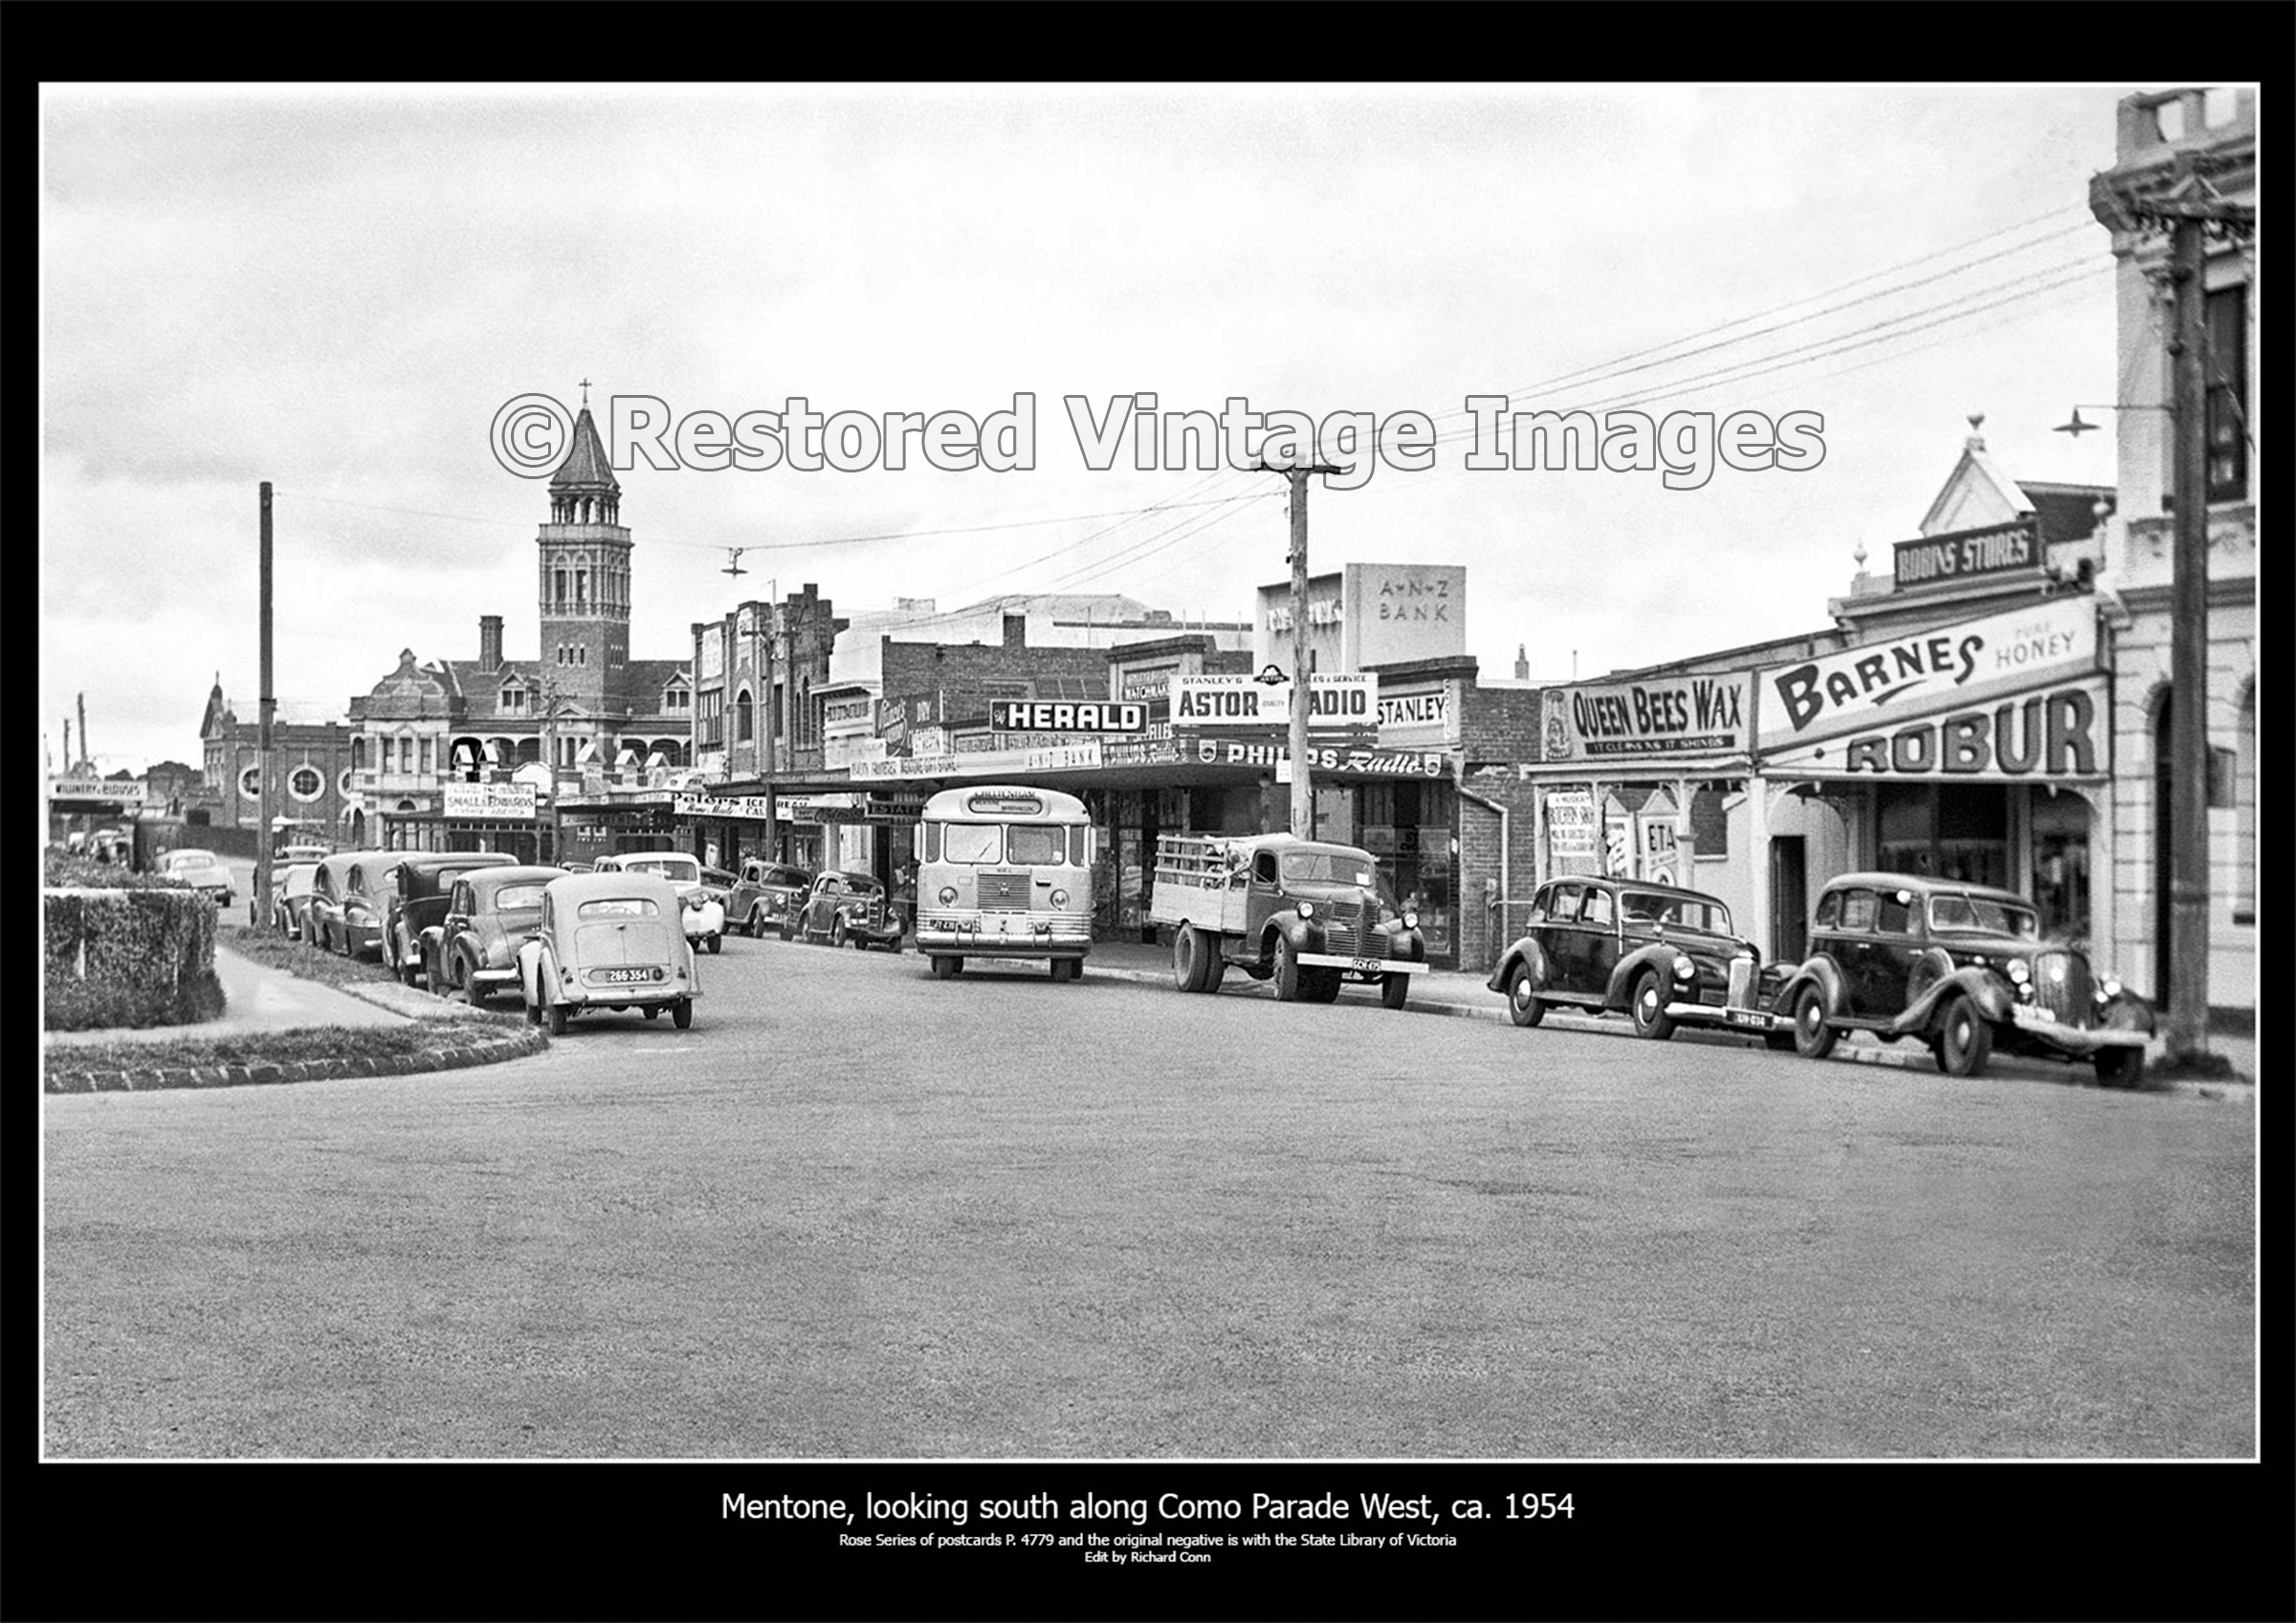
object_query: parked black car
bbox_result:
[1771,871,2154,1085]
[1486,875,1786,1042]
[727,860,814,938]
[381,851,517,986]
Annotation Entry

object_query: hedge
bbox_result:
[45,887,227,1032]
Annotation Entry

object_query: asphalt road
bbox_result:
[43,930,2256,1459]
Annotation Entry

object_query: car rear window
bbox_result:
[578,897,661,918]
[493,884,548,911]
[1838,889,1879,931]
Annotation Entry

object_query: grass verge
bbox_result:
[48,1020,523,1077]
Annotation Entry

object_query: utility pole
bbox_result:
[539,671,563,865]
[2091,146,2253,1068]
[1259,461,1347,835]
[255,482,276,927]
[63,716,73,773]
[77,693,89,772]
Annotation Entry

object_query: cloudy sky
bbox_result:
[42,83,2144,775]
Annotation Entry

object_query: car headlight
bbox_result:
[2006,959,2029,983]
[1049,888,1069,909]
[1297,901,1314,919]
[939,886,959,906]
[2100,976,2122,1000]
[1402,910,1418,930]
[1672,955,1695,979]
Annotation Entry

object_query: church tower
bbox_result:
[538,392,632,715]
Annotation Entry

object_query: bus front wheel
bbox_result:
[930,955,961,980]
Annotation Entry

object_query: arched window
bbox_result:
[736,688,754,742]
[351,736,366,770]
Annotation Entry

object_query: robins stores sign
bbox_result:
[1891,518,2040,591]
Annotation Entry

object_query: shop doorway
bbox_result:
[1770,836,1807,963]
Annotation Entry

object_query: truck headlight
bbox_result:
[1297,901,1314,919]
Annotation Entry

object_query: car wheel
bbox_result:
[1938,995,1994,1078]
[545,1001,568,1036]
[831,918,849,950]
[643,1004,660,1020]
[672,998,694,1031]
[1381,973,1409,1012]
[524,998,541,1026]
[706,932,722,955]
[398,948,422,988]
[1273,934,1302,1002]
[780,917,795,942]
[464,971,487,1009]
[1507,963,1546,1028]
[1630,970,1678,1041]
[2095,1046,2147,1088]
[1792,985,1838,1060]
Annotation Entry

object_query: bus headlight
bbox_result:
[1297,901,1314,919]
[1049,888,1070,909]
[938,886,958,906]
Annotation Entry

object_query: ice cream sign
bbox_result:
[1756,597,2099,752]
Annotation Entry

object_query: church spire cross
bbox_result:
[580,378,592,408]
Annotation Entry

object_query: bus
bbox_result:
[914,784,1093,981]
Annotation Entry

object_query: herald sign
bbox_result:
[989,700,1145,734]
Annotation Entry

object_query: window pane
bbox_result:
[942,824,1002,865]
[1006,825,1065,866]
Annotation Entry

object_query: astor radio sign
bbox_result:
[1541,673,1750,761]
[1168,671,1377,740]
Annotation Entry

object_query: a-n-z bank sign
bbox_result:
[1757,597,2106,780]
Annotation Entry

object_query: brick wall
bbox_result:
[1462,685,1546,765]
[880,637,1113,725]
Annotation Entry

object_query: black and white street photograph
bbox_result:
[33,70,2266,1623]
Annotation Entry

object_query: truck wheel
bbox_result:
[1792,985,1837,1060]
[1630,970,1678,1041]
[1273,935,1302,1002]
[1174,924,1209,992]
[1309,969,1342,1003]
[1938,995,1994,1078]
[1381,974,1409,1011]
[1507,963,1547,1028]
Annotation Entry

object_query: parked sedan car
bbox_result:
[160,847,235,907]
[785,870,905,951]
[304,850,392,956]
[726,860,814,938]
[517,870,699,1033]
[422,865,563,1007]
[1486,875,1787,1043]
[1772,872,2154,1085]
[268,861,320,939]
[379,851,516,985]
[592,852,727,954]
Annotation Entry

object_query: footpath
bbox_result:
[43,940,546,1092]
[1077,939,2255,1095]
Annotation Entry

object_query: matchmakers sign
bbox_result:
[1540,673,1750,762]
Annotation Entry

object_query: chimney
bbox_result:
[1003,613,1027,650]
[479,615,504,672]
[1513,644,1530,681]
